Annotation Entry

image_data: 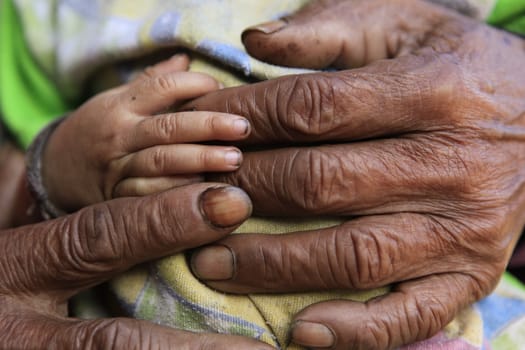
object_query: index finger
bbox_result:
[186,57,462,146]
[0,184,251,299]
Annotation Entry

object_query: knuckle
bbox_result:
[72,319,138,350]
[339,226,393,289]
[277,75,337,137]
[412,293,450,340]
[91,86,128,113]
[206,114,219,132]
[88,99,125,145]
[142,66,158,79]
[425,60,476,125]
[393,57,469,126]
[151,148,167,172]
[99,92,121,112]
[198,148,215,168]
[467,272,498,300]
[287,149,352,213]
[353,321,385,349]
[151,74,178,95]
[60,205,123,278]
[426,207,509,276]
[156,115,178,140]
[441,144,479,196]
[392,137,481,199]
[258,243,288,287]
[464,207,511,263]
[151,194,192,246]
[284,150,316,210]
[298,224,396,291]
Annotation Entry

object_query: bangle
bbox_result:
[26,116,68,219]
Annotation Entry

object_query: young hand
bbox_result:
[42,54,250,212]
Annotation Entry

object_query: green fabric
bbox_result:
[0,0,70,149]
[487,0,525,35]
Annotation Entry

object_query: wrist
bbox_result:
[0,141,40,227]
[26,116,68,219]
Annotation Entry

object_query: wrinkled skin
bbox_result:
[186,0,525,349]
[3,0,525,349]
[0,143,272,350]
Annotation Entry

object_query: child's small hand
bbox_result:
[41,54,250,212]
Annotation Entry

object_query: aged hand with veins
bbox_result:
[0,174,273,350]
[187,0,525,349]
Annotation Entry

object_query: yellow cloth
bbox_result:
[112,218,392,348]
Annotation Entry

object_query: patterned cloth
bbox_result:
[5,0,525,348]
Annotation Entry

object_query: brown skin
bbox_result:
[186,0,525,349]
[0,145,271,349]
[3,0,525,349]
[0,143,38,228]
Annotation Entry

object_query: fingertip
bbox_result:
[233,118,251,137]
[138,54,191,81]
[241,19,337,69]
[241,19,288,45]
[170,53,190,61]
[191,245,234,281]
[224,149,243,168]
[169,53,191,71]
[199,186,252,228]
[291,321,336,349]
[241,30,278,64]
[241,20,293,66]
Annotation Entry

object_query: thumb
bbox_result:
[241,0,449,69]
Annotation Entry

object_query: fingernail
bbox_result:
[291,321,335,348]
[218,82,225,89]
[241,20,287,45]
[191,245,234,281]
[170,53,186,61]
[233,119,250,136]
[244,19,287,35]
[225,150,242,166]
[199,187,252,228]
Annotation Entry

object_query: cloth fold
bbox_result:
[4,0,525,348]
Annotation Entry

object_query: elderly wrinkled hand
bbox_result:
[0,181,274,350]
[188,0,525,348]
